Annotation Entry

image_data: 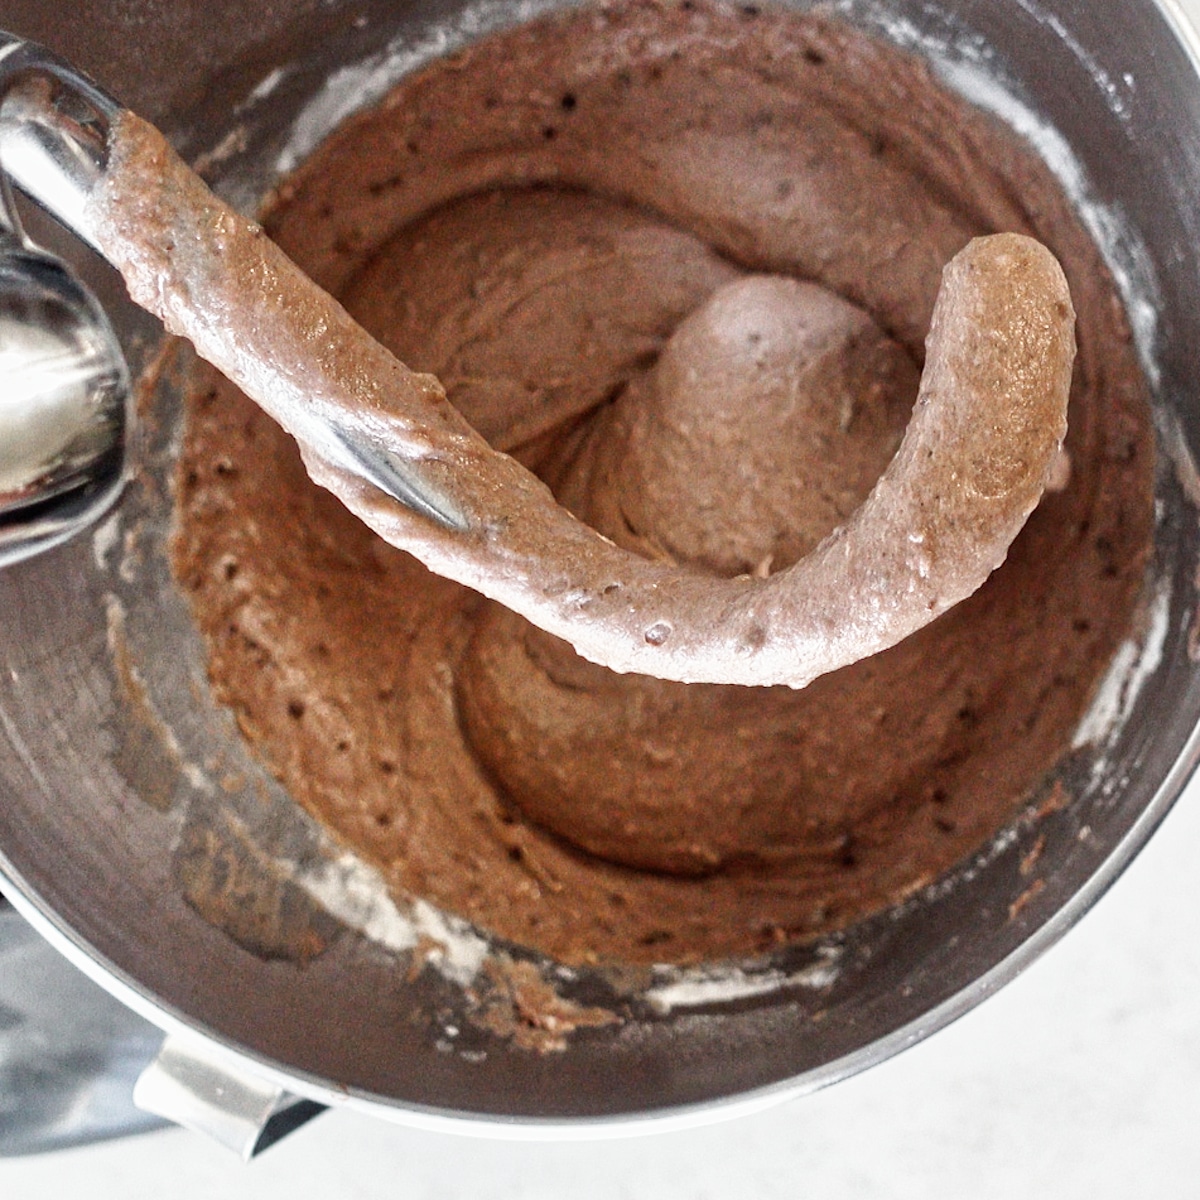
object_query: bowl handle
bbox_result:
[133,1034,327,1159]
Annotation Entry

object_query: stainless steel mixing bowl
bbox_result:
[2,0,1200,1140]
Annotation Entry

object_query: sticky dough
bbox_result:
[89,129,1071,692]
[106,0,1154,963]
[456,252,1073,872]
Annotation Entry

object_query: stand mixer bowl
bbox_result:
[1,0,1199,1141]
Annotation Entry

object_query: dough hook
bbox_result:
[0,36,129,565]
[0,31,1072,689]
[0,31,463,568]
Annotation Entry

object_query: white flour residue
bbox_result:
[1161,406,1200,510]
[1009,0,1134,121]
[850,1,1162,392]
[239,66,290,112]
[292,847,490,986]
[296,841,848,1005]
[645,945,842,1014]
[409,897,491,985]
[275,0,583,175]
[1071,577,1171,751]
[104,591,214,796]
[91,511,122,571]
[192,125,250,176]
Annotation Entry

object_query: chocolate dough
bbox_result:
[91,37,1072,688]
[158,1,1151,961]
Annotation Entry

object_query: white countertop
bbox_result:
[6,2,1200,1195]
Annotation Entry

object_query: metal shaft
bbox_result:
[0,34,121,252]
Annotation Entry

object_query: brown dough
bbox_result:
[573,273,920,578]
[142,1,1150,963]
[88,100,1071,691]
[459,240,1075,875]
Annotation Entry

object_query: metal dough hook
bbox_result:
[0,31,468,557]
[0,35,131,565]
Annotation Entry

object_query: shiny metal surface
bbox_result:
[0,245,129,563]
[0,34,129,565]
[0,0,1199,1137]
[133,1035,325,1159]
[0,33,120,244]
[0,31,471,538]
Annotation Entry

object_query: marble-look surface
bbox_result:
[5,1,1200,1193]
